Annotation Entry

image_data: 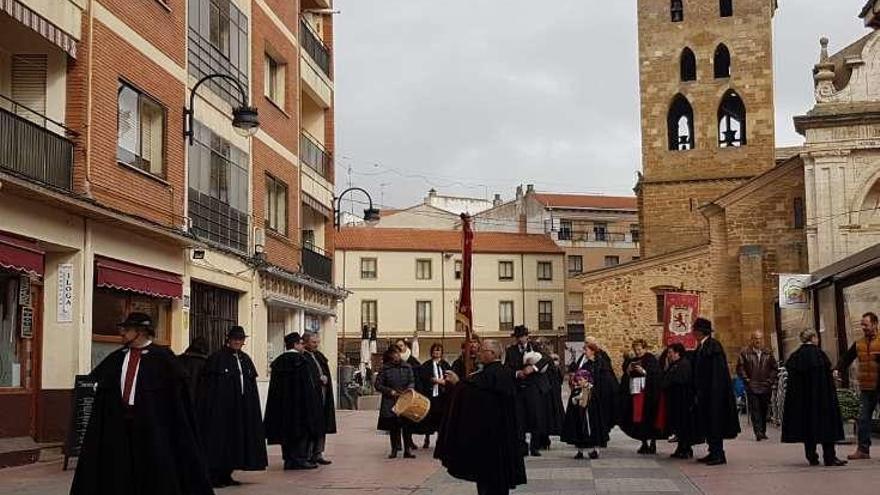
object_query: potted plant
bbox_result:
[837,388,859,443]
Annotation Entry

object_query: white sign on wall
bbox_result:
[57,263,74,323]
[779,273,811,309]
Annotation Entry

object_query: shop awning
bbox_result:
[1,0,78,58]
[807,243,880,289]
[0,231,43,277]
[96,257,182,298]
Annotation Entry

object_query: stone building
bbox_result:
[577,0,809,362]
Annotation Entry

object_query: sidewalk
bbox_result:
[1,412,880,495]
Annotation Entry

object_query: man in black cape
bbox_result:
[179,337,209,402]
[264,332,322,470]
[303,331,337,465]
[504,325,550,456]
[691,317,740,466]
[197,326,267,487]
[435,339,526,495]
[660,343,698,459]
[782,329,847,467]
[71,313,213,495]
[453,339,481,377]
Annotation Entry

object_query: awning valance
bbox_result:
[96,257,182,299]
[1,0,78,58]
[303,193,332,219]
[0,231,43,277]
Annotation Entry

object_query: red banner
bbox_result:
[456,214,475,344]
[663,293,699,350]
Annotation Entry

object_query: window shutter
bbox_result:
[11,54,47,123]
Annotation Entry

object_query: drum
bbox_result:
[392,389,431,423]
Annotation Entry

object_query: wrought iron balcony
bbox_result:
[300,131,332,180]
[302,244,332,284]
[300,18,331,78]
[0,94,73,190]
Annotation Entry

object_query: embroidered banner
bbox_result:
[663,292,700,350]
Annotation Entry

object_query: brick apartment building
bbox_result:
[0,0,341,465]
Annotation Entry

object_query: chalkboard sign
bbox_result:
[62,375,98,471]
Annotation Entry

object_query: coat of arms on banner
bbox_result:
[669,305,693,336]
[663,292,700,350]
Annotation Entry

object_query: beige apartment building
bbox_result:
[335,228,566,360]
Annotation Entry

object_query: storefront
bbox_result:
[808,243,880,385]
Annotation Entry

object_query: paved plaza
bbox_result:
[3,410,880,495]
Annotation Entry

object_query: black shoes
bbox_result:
[671,449,694,459]
[388,450,398,459]
[423,439,431,449]
[824,458,847,467]
[704,456,727,466]
[574,451,584,459]
[530,450,542,457]
[637,442,657,455]
[588,450,599,460]
[285,460,318,470]
[403,451,416,459]
[637,444,649,455]
[313,457,332,466]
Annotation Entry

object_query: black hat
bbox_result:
[117,312,153,330]
[512,325,529,338]
[284,332,302,347]
[227,326,248,339]
[693,317,713,335]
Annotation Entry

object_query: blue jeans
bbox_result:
[858,391,879,452]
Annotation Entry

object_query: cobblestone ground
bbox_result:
[3,410,880,495]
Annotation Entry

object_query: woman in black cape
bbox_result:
[562,343,611,459]
[375,346,417,458]
[416,343,452,448]
[618,339,662,454]
[570,340,618,444]
[781,329,847,467]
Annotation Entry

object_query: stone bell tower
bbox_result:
[635,0,778,258]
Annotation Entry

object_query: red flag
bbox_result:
[663,292,700,350]
[456,214,475,372]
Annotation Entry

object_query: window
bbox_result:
[188,0,249,107]
[538,301,553,330]
[720,0,733,17]
[360,258,377,279]
[718,90,747,147]
[416,301,432,332]
[794,197,806,229]
[630,225,641,243]
[558,220,572,241]
[568,255,583,275]
[302,229,316,249]
[537,261,553,281]
[671,0,683,21]
[264,174,288,235]
[593,223,608,242]
[499,301,514,332]
[454,260,462,280]
[604,256,620,267]
[361,300,378,333]
[714,44,731,79]
[499,261,514,281]
[187,121,249,252]
[680,48,696,82]
[416,259,433,280]
[656,294,666,323]
[264,52,286,108]
[0,274,35,388]
[117,82,165,177]
[11,54,47,125]
[668,93,695,151]
[189,281,238,355]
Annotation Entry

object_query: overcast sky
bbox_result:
[333,1,866,209]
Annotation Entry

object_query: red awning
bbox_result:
[0,231,44,277]
[95,257,182,299]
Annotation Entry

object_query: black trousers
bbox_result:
[804,442,837,462]
[477,480,509,495]
[747,392,770,436]
[281,436,311,462]
[308,434,326,460]
[389,422,413,452]
[707,437,725,458]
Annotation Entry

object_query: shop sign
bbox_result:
[18,276,30,306]
[20,306,34,338]
[57,263,74,323]
[779,274,811,309]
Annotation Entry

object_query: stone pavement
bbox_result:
[3,410,880,495]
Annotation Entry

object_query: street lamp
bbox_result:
[184,73,259,145]
[334,187,381,230]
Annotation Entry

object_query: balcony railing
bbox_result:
[302,244,332,284]
[300,131,332,180]
[555,230,638,243]
[0,94,73,190]
[300,18,331,78]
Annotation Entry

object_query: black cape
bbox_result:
[504,344,549,438]
[659,357,698,445]
[618,353,662,441]
[264,351,321,446]
[545,363,565,436]
[178,350,207,402]
[693,337,740,441]
[435,361,526,489]
[571,353,618,437]
[781,344,844,444]
[416,359,452,434]
[305,350,338,434]
[562,359,611,448]
[196,348,268,472]
[71,344,213,495]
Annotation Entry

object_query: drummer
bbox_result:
[375,346,417,459]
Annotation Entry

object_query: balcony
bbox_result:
[300,131,332,180]
[0,94,73,191]
[302,244,332,284]
[300,18,331,78]
[553,230,640,248]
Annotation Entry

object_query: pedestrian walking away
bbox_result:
[736,330,778,441]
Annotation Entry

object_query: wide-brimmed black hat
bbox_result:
[284,332,302,347]
[693,317,713,335]
[227,326,248,339]
[117,312,153,330]
[512,325,529,338]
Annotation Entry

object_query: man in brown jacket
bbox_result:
[736,331,778,441]
[835,312,880,460]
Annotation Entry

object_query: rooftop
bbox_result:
[336,228,564,254]
[531,193,638,210]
